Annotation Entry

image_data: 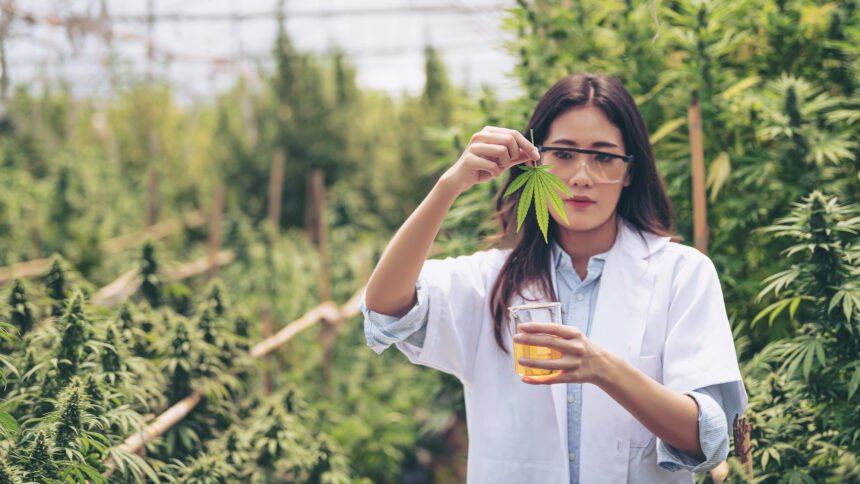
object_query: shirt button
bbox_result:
[575,294,584,301]
[569,451,577,461]
[568,394,575,404]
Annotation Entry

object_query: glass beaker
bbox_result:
[508,302,563,377]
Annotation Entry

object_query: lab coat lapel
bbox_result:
[579,219,662,483]
[519,217,668,482]
[547,252,568,457]
[546,218,663,472]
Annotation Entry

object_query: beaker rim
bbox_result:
[507,302,561,311]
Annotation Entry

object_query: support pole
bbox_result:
[688,96,709,254]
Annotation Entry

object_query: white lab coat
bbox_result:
[393,217,747,483]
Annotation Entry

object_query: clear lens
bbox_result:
[540,149,628,183]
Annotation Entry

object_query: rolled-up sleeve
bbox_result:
[656,381,743,473]
[361,278,430,354]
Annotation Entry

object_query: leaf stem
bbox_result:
[530,128,540,167]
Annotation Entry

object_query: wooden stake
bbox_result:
[307,170,335,386]
[733,415,753,478]
[103,391,202,478]
[0,259,51,286]
[0,209,212,286]
[263,150,283,392]
[267,149,285,234]
[29,205,41,260]
[688,97,709,254]
[145,167,158,228]
[103,286,366,477]
[304,173,317,242]
[91,250,236,308]
[251,302,341,359]
[119,391,201,454]
[99,209,208,254]
[312,171,330,302]
[207,184,225,280]
[262,306,273,396]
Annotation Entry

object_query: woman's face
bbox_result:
[542,104,631,232]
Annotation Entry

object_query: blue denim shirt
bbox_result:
[361,242,743,478]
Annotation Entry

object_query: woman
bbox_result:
[361,73,746,483]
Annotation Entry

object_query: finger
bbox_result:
[501,147,537,172]
[512,333,572,353]
[522,373,565,385]
[519,356,576,371]
[519,323,582,339]
[470,142,511,165]
[467,155,503,179]
[510,147,536,166]
[470,132,519,161]
[485,126,540,159]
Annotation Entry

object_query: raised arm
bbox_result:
[364,126,540,317]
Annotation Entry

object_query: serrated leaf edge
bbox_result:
[516,173,536,231]
[540,171,570,226]
[503,171,530,197]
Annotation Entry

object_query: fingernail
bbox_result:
[531,149,540,158]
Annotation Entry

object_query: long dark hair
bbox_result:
[486,73,677,354]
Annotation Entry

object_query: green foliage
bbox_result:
[21,2,860,479]
[22,432,60,481]
[55,293,93,383]
[204,280,227,317]
[7,280,33,336]
[0,459,23,484]
[742,192,860,480]
[52,377,86,451]
[162,317,193,405]
[501,0,860,353]
[422,46,455,126]
[100,325,124,382]
[0,11,470,479]
[44,258,67,317]
[0,321,18,387]
[140,241,162,309]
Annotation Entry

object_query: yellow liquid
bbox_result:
[513,337,562,377]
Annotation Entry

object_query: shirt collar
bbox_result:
[551,237,610,272]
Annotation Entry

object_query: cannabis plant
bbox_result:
[55,293,94,384]
[44,258,67,317]
[140,241,162,309]
[7,280,34,336]
[743,191,860,480]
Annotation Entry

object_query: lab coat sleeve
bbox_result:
[662,251,748,412]
[361,279,430,354]
[390,249,502,384]
[656,382,742,472]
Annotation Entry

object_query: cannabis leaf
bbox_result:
[503,130,571,243]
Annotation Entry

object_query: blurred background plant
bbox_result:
[1,0,858,481]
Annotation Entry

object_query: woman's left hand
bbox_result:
[513,322,611,385]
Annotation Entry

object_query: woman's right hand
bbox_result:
[440,126,542,196]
